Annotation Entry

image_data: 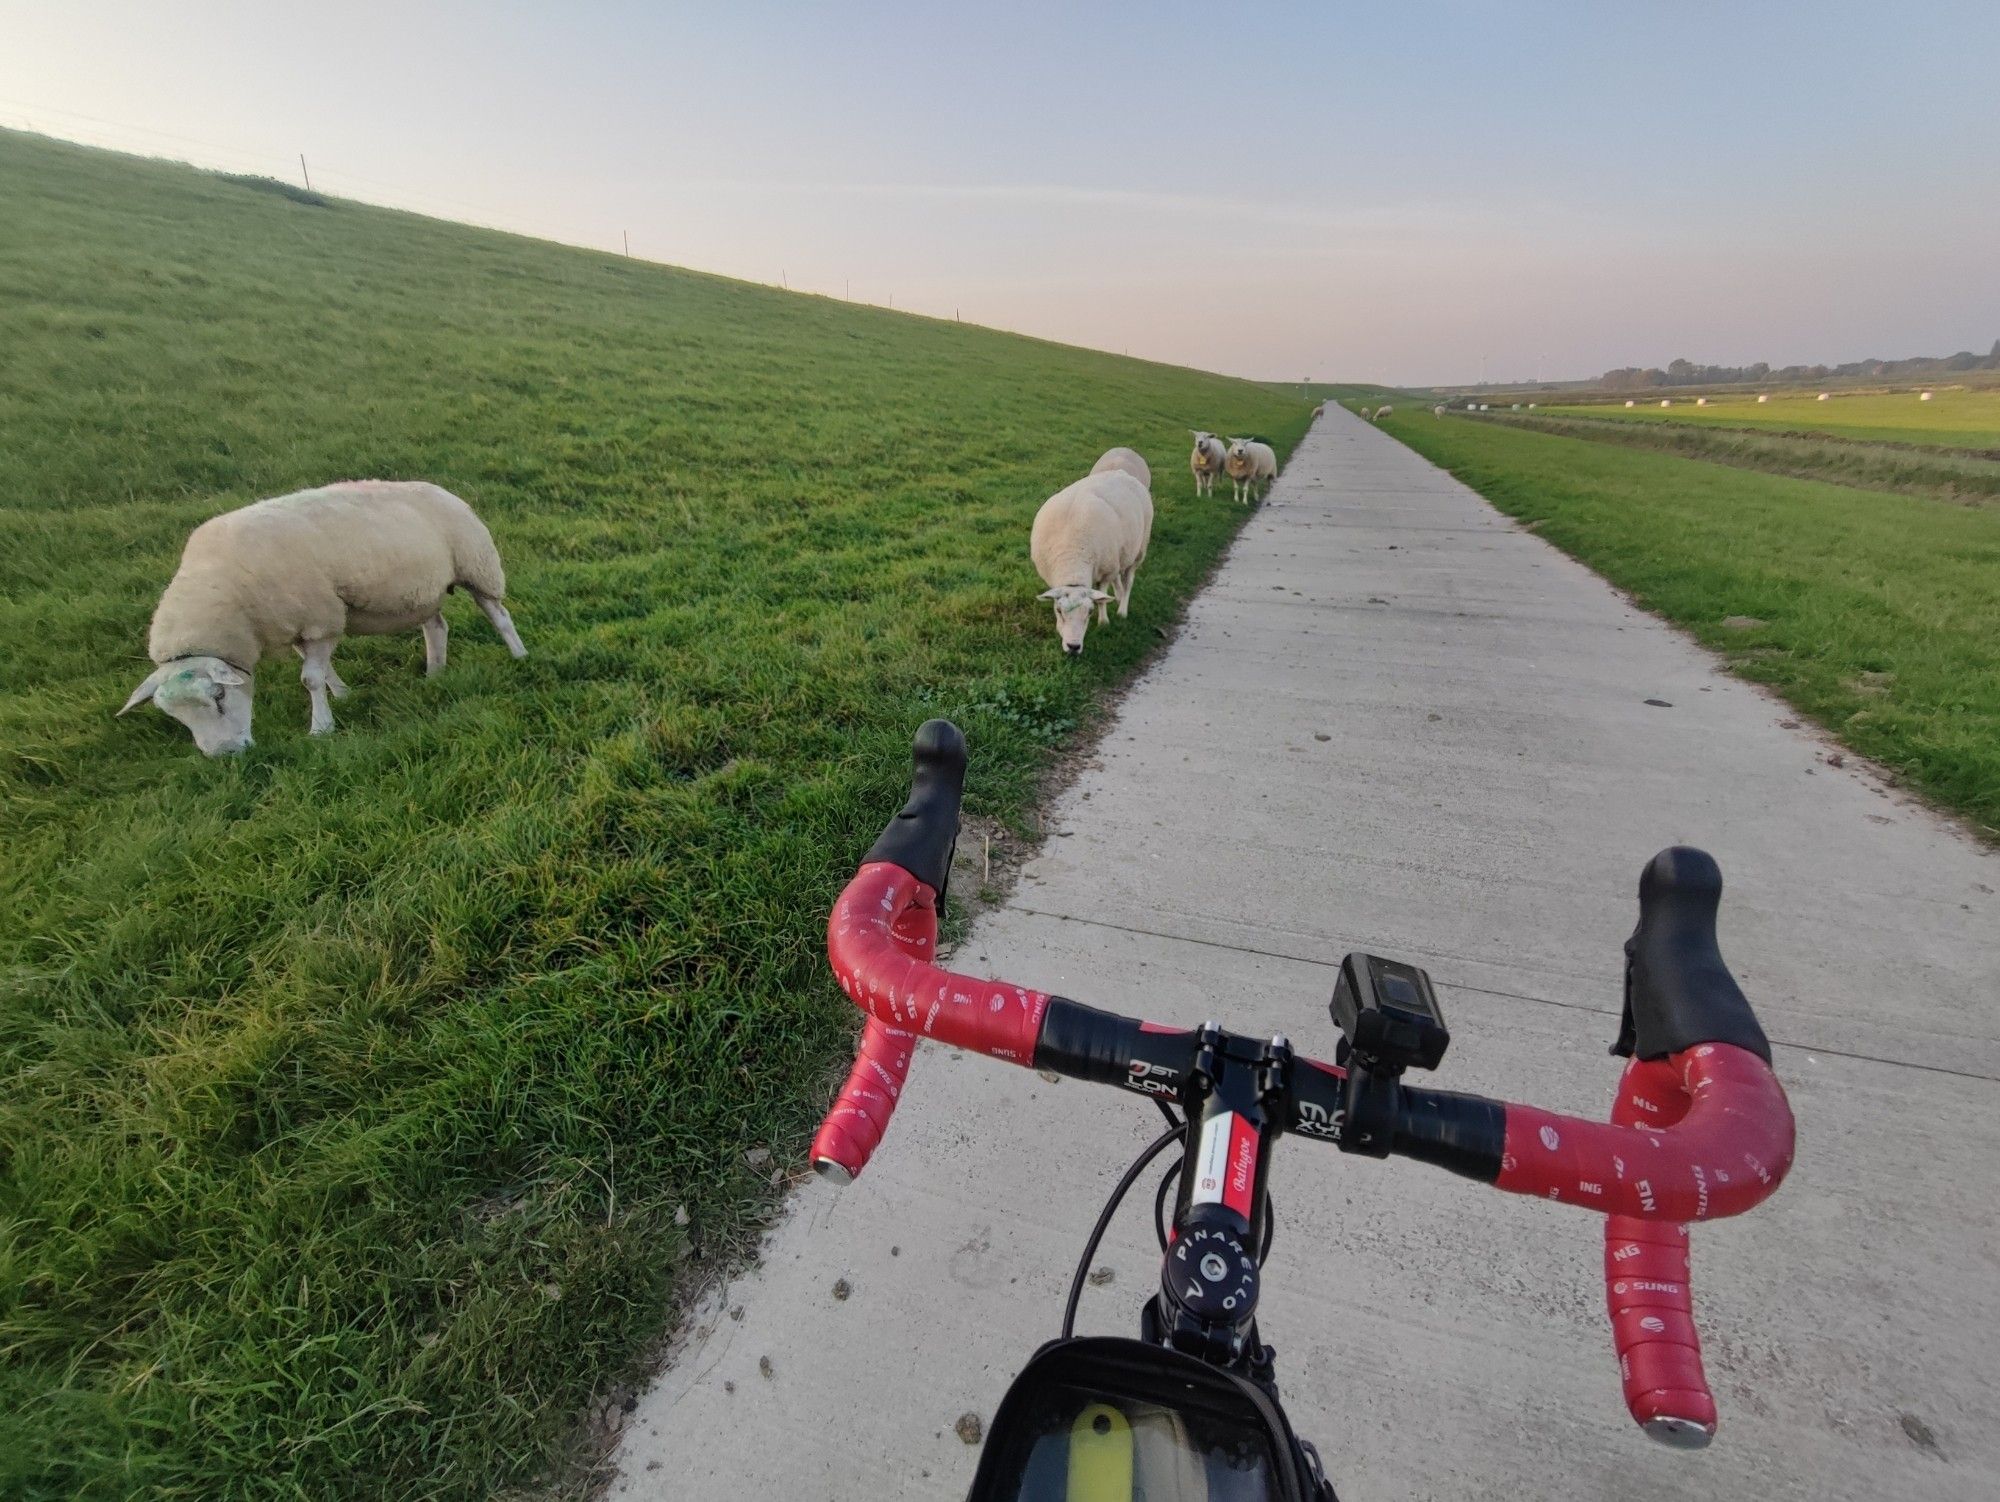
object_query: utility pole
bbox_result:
[299,154,312,192]
[623,230,630,256]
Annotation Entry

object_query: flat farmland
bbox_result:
[1541,388,2000,450]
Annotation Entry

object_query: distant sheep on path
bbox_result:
[121,480,526,755]
[1189,431,1227,497]
[1223,438,1277,504]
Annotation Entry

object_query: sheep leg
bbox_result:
[472,592,528,658]
[1114,569,1134,617]
[294,643,349,697]
[422,613,449,677]
[1096,597,1110,627]
[299,639,339,736]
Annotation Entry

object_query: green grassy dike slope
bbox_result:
[0,128,1311,1501]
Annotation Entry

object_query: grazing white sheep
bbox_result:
[1358,406,1374,421]
[1090,446,1151,489]
[1030,471,1153,656]
[1660,399,1673,408]
[1921,390,1935,401]
[1374,405,1395,422]
[1433,404,1446,417]
[1757,394,1769,403]
[1818,392,1831,401]
[1625,399,1637,408]
[1188,431,1227,497]
[1696,397,1709,406]
[120,480,526,755]
[1223,438,1277,504]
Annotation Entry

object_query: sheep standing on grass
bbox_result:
[1358,406,1374,422]
[1373,405,1394,422]
[1223,438,1277,504]
[1189,431,1227,497]
[1090,446,1151,489]
[1433,404,1445,417]
[120,480,526,755]
[1030,470,1153,656]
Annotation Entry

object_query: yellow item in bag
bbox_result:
[1067,1403,1133,1501]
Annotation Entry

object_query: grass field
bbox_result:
[1377,411,2000,835]
[1541,388,2000,450]
[0,128,1310,1502]
[1464,408,2000,506]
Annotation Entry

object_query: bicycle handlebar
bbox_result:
[812,722,1796,1446]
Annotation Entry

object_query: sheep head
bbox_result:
[120,656,255,756]
[1037,586,1111,656]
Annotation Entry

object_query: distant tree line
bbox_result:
[1596,340,2000,390]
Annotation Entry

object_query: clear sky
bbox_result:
[4,1,1996,385]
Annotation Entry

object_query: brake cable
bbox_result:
[1061,1123,1185,1339]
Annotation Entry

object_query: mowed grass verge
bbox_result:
[0,128,1310,1502]
[1377,413,2000,835]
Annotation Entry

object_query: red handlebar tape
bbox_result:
[814,860,1795,1447]
[1497,1045,1792,1442]
[813,863,1051,1178]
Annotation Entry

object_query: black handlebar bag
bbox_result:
[966,1337,1329,1502]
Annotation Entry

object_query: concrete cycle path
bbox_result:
[611,406,1998,1500]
